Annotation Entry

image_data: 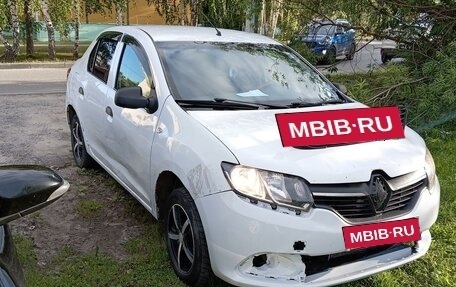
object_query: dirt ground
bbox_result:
[0,93,151,265]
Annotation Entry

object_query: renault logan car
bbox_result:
[65,26,440,287]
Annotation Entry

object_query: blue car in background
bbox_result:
[300,19,356,63]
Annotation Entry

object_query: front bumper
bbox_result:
[196,179,440,287]
[310,45,329,56]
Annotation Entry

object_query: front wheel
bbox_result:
[381,51,392,64]
[324,47,336,64]
[165,187,211,286]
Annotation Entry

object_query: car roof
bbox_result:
[105,25,278,44]
[310,19,350,26]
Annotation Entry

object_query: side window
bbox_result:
[116,37,153,98]
[336,25,344,34]
[87,32,121,83]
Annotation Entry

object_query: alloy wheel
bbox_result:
[167,204,195,274]
[72,120,85,164]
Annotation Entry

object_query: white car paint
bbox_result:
[66,25,440,287]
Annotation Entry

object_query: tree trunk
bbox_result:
[259,0,266,35]
[179,0,185,25]
[268,0,281,38]
[190,0,198,26]
[73,0,80,59]
[41,0,56,60]
[24,0,34,57]
[85,1,89,24]
[126,0,130,25]
[116,2,125,26]
[1,0,20,62]
[0,31,13,62]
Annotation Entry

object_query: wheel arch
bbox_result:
[67,105,76,125]
[155,170,184,220]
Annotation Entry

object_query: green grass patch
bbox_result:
[14,226,185,287]
[75,199,103,218]
[0,42,90,62]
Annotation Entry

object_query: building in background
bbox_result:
[85,0,165,25]
[35,0,166,42]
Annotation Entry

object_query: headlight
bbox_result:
[221,162,313,211]
[424,148,436,191]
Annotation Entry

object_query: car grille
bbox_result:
[313,179,426,220]
[384,179,424,212]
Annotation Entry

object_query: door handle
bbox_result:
[78,87,84,95]
[105,106,113,117]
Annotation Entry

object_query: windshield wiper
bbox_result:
[287,99,346,108]
[213,98,287,109]
[175,99,286,110]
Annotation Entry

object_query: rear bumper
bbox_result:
[196,179,439,287]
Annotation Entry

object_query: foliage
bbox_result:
[328,43,456,130]
[199,0,250,30]
[287,38,317,65]
[48,0,72,36]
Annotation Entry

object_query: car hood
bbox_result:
[301,35,329,43]
[188,103,426,184]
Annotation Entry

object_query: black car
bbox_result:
[0,166,69,286]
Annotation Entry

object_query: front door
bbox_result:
[106,35,160,205]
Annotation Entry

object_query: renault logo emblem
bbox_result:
[370,176,390,211]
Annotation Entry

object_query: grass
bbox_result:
[75,199,103,218]
[14,226,185,287]
[0,41,90,62]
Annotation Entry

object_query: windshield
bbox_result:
[156,42,341,106]
[308,24,335,36]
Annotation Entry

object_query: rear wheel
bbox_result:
[165,187,211,286]
[70,114,95,168]
[346,43,356,60]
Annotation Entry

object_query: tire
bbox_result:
[346,43,356,60]
[70,114,95,168]
[325,47,336,64]
[165,187,211,286]
[381,50,392,64]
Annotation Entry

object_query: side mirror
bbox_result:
[0,166,70,225]
[332,82,348,94]
[115,86,159,114]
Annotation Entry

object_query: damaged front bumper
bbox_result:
[195,179,439,287]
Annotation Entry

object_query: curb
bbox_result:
[0,61,74,69]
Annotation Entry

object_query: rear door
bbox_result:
[79,32,122,166]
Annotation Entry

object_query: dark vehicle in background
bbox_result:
[0,166,69,286]
[299,19,356,63]
[380,16,432,63]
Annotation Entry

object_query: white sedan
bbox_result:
[66,25,440,287]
